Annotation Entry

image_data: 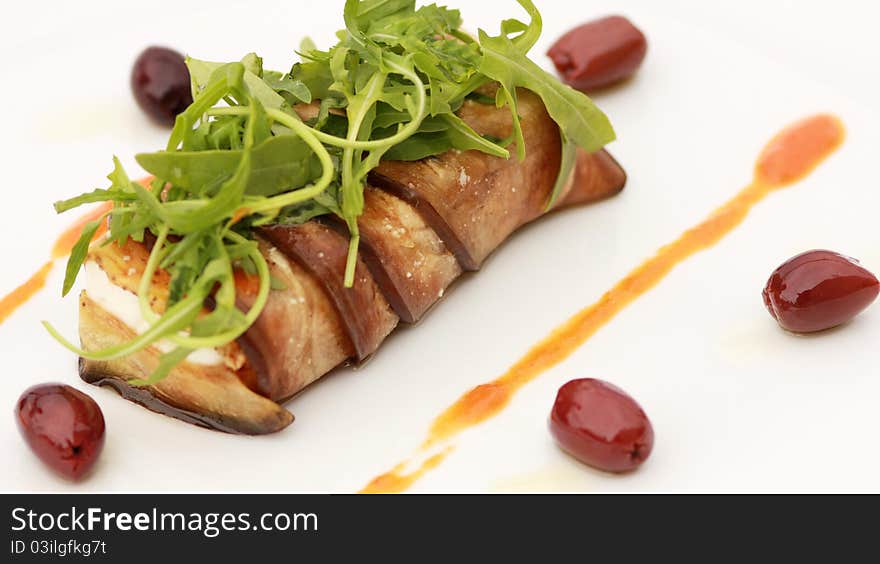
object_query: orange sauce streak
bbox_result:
[359,448,453,494]
[230,206,252,226]
[0,177,155,327]
[0,262,54,325]
[51,202,112,259]
[361,114,846,492]
[233,269,261,297]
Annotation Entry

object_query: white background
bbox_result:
[1,0,879,492]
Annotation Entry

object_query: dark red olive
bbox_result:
[549,379,653,473]
[763,250,879,333]
[131,46,193,126]
[15,384,105,481]
[548,15,648,92]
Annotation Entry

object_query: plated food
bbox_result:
[46,0,625,435]
[9,1,870,490]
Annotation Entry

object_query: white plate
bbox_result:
[1,0,879,492]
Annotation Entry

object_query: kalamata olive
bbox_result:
[15,384,105,481]
[549,379,653,473]
[131,46,193,126]
[548,15,647,92]
[763,250,879,333]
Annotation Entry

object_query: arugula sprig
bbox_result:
[47,0,615,385]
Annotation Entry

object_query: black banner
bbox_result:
[1,494,874,560]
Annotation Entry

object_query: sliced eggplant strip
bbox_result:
[235,239,354,401]
[356,187,462,324]
[259,222,399,361]
[367,170,476,271]
[78,293,293,435]
[370,88,563,270]
[557,149,627,208]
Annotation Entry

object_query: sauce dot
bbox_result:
[755,115,845,186]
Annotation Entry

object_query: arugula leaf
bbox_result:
[130,347,193,387]
[61,219,104,297]
[136,135,317,197]
[441,113,510,158]
[290,61,334,100]
[54,188,136,213]
[264,71,312,104]
[354,0,414,28]
[383,113,509,161]
[276,198,337,225]
[547,133,577,209]
[384,131,454,161]
[240,52,263,76]
[188,55,290,110]
[478,30,615,153]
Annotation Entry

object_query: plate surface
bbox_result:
[1,0,878,492]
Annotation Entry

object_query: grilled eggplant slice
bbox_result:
[79,295,293,435]
[259,221,399,362]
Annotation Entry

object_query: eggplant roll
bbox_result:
[78,87,627,434]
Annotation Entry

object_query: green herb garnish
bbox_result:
[46,0,615,384]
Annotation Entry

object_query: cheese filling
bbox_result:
[84,261,224,366]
